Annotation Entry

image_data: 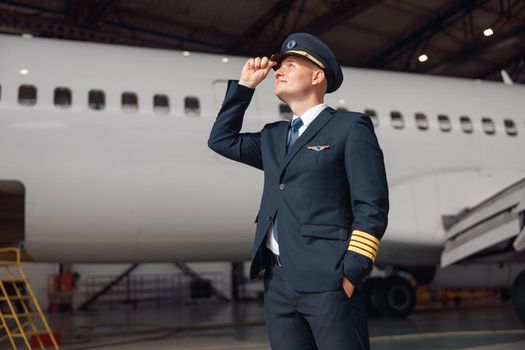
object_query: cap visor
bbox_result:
[270,52,289,70]
[270,51,325,70]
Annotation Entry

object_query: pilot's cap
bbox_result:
[271,32,343,93]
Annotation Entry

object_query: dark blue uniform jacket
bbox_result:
[208,81,389,292]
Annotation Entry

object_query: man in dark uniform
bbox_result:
[208,33,389,350]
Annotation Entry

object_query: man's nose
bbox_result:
[274,67,283,79]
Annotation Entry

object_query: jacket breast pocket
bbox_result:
[301,224,349,240]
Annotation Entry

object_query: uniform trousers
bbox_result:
[263,249,370,350]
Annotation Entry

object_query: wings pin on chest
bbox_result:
[306,145,332,152]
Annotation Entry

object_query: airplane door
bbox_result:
[212,79,264,128]
[0,181,25,246]
[212,80,229,111]
[413,174,442,243]
[413,170,483,246]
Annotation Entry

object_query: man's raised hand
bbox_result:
[239,57,277,89]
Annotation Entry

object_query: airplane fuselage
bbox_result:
[1,34,524,267]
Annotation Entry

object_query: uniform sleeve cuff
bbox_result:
[348,229,379,261]
[343,252,373,289]
[229,80,255,92]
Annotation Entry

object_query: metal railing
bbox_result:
[80,271,226,309]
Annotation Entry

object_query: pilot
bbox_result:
[208,32,389,350]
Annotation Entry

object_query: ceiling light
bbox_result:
[222,57,229,63]
[19,68,29,75]
[418,54,428,63]
[483,28,494,37]
[182,51,190,57]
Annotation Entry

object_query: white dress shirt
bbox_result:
[266,102,328,255]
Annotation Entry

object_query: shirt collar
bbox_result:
[291,103,328,128]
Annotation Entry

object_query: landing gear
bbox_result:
[364,277,383,316]
[365,275,416,318]
[512,271,525,322]
[500,288,512,302]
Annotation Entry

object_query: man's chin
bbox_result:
[275,90,288,103]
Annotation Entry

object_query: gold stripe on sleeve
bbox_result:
[349,242,377,259]
[348,245,376,261]
[352,230,380,246]
[350,235,379,251]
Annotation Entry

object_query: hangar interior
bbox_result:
[0,0,523,82]
[0,0,525,349]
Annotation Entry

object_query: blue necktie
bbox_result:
[273,117,303,244]
[287,117,304,153]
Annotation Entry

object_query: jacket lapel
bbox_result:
[278,121,288,163]
[278,107,335,177]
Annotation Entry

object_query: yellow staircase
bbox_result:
[0,248,59,349]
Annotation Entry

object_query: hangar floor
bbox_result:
[51,301,524,350]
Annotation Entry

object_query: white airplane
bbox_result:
[1,33,524,319]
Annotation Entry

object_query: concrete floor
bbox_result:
[45,301,525,350]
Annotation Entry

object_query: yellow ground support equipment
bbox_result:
[0,248,59,349]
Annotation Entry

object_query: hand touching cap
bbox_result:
[239,57,277,89]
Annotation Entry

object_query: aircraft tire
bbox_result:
[373,276,416,318]
[364,277,383,316]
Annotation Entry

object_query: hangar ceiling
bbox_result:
[0,0,524,83]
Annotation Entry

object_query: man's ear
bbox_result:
[312,70,326,87]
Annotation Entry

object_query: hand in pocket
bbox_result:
[342,277,355,299]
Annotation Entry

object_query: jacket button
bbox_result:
[279,184,285,190]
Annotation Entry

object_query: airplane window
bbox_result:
[154,94,170,115]
[504,119,517,136]
[88,90,105,110]
[54,87,71,108]
[438,114,451,132]
[482,117,495,135]
[122,92,138,113]
[364,109,378,127]
[184,96,200,117]
[415,112,428,130]
[18,85,37,106]
[460,116,473,133]
[279,103,292,121]
[390,111,404,129]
